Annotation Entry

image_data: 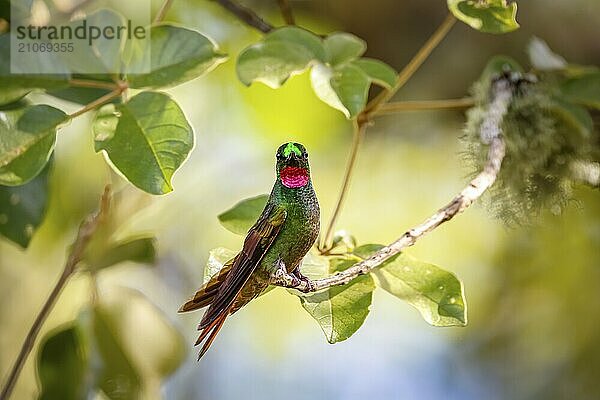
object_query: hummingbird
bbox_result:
[179,142,320,359]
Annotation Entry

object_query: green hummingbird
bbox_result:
[179,142,320,359]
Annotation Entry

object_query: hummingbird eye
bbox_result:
[302,152,308,159]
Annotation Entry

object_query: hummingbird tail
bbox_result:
[195,307,230,360]
[178,258,235,313]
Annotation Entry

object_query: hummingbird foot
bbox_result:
[291,267,315,293]
[270,259,301,288]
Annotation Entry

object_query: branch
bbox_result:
[0,186,112,400]
[277,0,295,25]
[320,14,457,252]
[276,76,514,293]
[215,0,274,33]
[320,121,365,250]
[68,81,127,120]
[363,13,457,118]
[377,97,474,114]
[154,0,176,24]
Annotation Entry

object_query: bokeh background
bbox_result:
[1,0,600,399]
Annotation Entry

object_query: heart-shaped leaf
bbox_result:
[293,253,375,343]
[217,194,269,235]
[93,91,194,195]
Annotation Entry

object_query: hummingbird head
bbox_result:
[276,142,310,188]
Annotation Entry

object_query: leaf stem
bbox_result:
[68,85,125,120]
[278,75,515,292]
[377,97,474,114]
[321,121,365,251]
[277,0,295,25]
[215,0,274,33]
[67,78,119,90]
[0,187,112,400]
[154,0,176,24]
[363,13,457,118]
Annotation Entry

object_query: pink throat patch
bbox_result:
[280,166,309,188]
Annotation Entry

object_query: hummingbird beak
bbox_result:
[286,152,300,165]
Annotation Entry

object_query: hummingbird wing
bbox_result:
[178,258,236,313]
[192,203,287,359]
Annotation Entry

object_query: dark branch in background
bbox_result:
[215,0,274,33]
[275,76,515,292]
[277,0,295,25]
[0,187,112,400]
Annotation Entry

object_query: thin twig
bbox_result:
[363,13,457,118]
[319,14,458,252]
[215,0,274,33]
[68,78,118,90]
[154,0,176,24]
[277,0,295,25]
[320,121,365,250]
[0,186,112,400]
[275,76,514,293]
[68,86,124,120]
[378,97,475,114]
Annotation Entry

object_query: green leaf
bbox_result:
[323,32,366,65]
[98,288,187,380]
[237,26,325,88]
[203,247,237,284]
[56,9,126,74]
[448,0,519,34]
[560,72,600,110]
[294,253,375,343]
[549,99,593,138]
[0,34,70,91]
[47,75,115,105]
[37,324,90,400]
[93,91,194,195]
[330,63,371,118]
[87,236,157,271]
[372,250,467,326]
[0,88,30,107]
[93,306,142,400]
[0,160,50,247]
[351,58,397,88]
[527,37,567,71]
[0,104,66,186]
[217,194,268,235]
[128,24,226,89]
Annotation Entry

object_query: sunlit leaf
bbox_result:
[358,244,467,326]
[37,324,90,400]
[0,104,66,186]
[448,0,519,34]
[93,91,194,195]
[293,253,375,343]
[323,32,366,65]
[217,194,268,235]
[330,63,371,118]
[203,247,236,284]
[351,58,397,88]
[0,160,50,247]
[527,37,567,71]
[128,25,226,89]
